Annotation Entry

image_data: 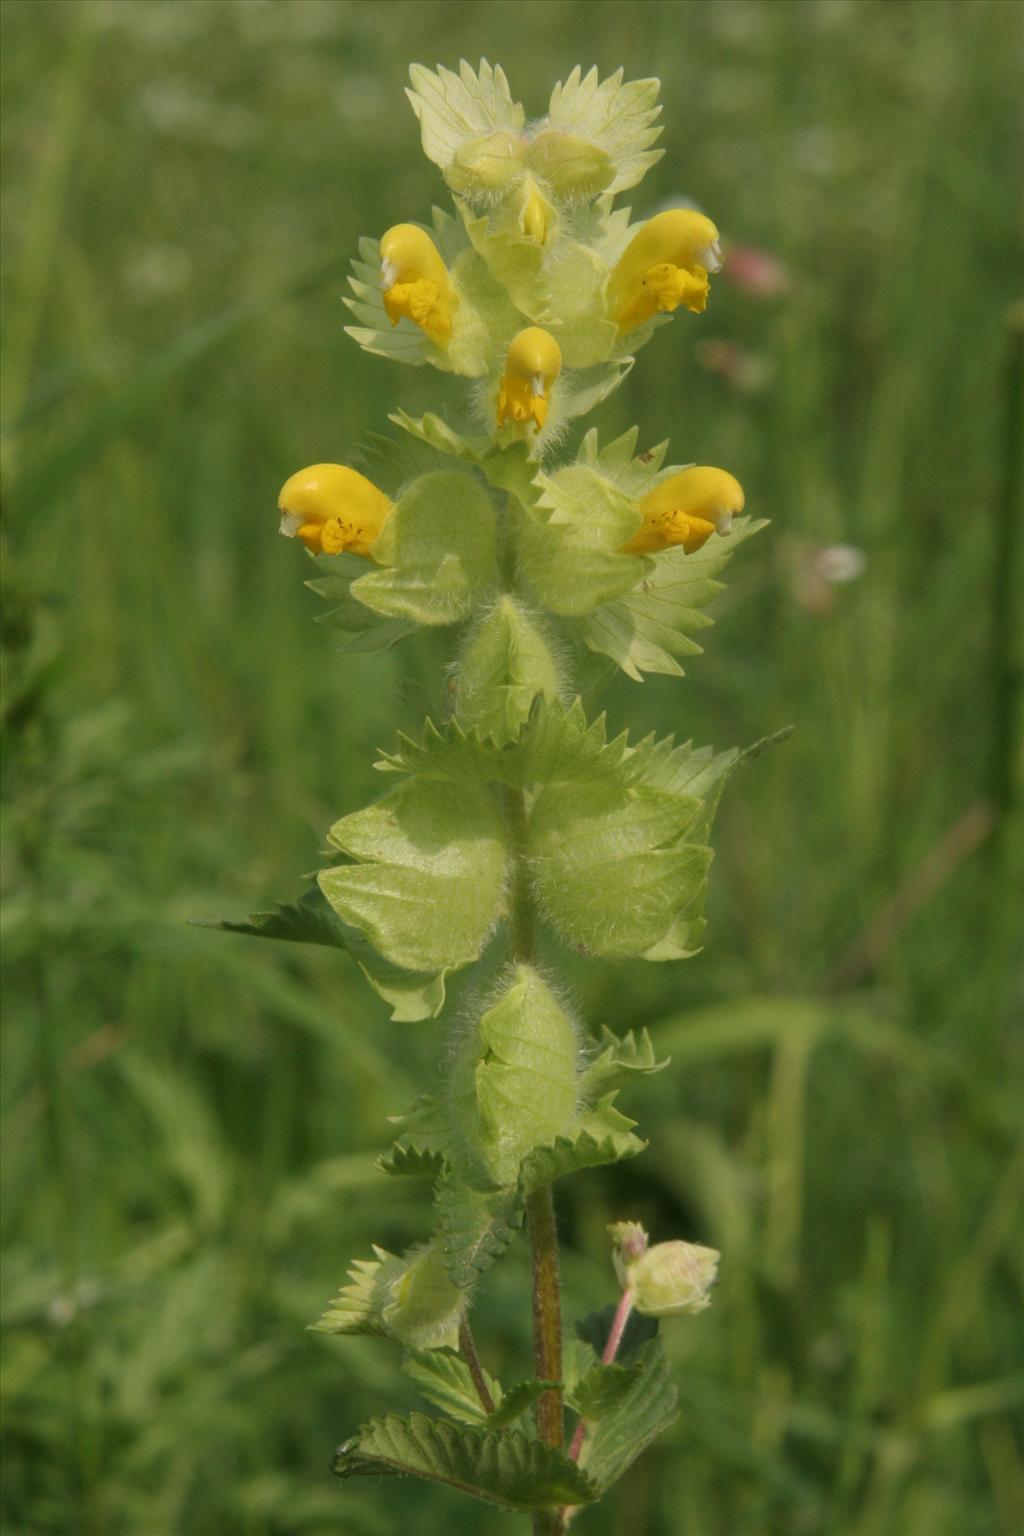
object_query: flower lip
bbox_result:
[277,463,393,559]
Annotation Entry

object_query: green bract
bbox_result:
[214,55,780,1532]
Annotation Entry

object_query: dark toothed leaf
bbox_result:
[576,1340,679,1493]
[401,1349,500,1427]
[333,1413,599,1510]
[435,1171,523,1289]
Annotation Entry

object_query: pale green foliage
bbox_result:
[320,776,507,973]
[546,66,664,194]
[353,470,499,625]
[580,1025,670,1098]
[518,1095,646,1192]
[517,463,643,616]
[312,1242,466,1351]
[406,61,525,178]
[450,966,580,1186]
[455,597,563,744]
[580,517,768,679]
[528,768,712,959]
[194,887,447,1022]
[335,1412,599,1510]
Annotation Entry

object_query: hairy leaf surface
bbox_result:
[320,777,506,974]
[334,1412,599,1510]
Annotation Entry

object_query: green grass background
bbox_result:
[2,2,1021,1533]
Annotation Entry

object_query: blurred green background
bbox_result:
[2,2,1021,1533]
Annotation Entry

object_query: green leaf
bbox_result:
[446,246,529,377]
[312,1241,466,1351]
[320,776,507,974]
[554,358,634,427]
[388,408,493,465]
[387,1094,453,1156]
[577,1339,679,1493]
[435,1170,523,1288]
[377,1143,446,1179]
[532,241,619,368]
[574,426,671,498]
[193,887,446,1023]
[488,1379,560,1430]
[516,463,643,617]
[567,1359,644,1420]
[454,197,547,316]
[351,470,498,627]
[406,60,525,176]
[401,1348,500,1427]
[525,130,614,201]
[455,597,563,746]
[519,1093,646,1191]
[449,965,581,1187]
[306,556,417,653]
[334,1413,599,1510]
[580,1024,670,1099]
[546,67,664,195]
[579,517,768,680]
[527,772,711,958]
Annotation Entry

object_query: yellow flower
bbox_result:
[608,209,722,333]
[278,464,393,559]
[496,326,562,431]
[379,224,453,346]
[623,466,745,555]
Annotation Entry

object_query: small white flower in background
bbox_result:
[815,544,867,584]
[608,1221,720,1316]
[790,541,867,614]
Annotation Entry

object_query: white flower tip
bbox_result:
[701,241,724,274]
[279,512,303,538]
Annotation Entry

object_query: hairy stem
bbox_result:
[502,784,536,963]
[501,783,565,1533]
[528,1183,565,1536]
[458,1318,495,1415]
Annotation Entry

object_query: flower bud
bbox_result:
[519,177,555,245]
[496,326,562,431]
[623,466,745,556]
[608,1222,719,1316]
[379,224,453,346]
[278,464,393,559]
[608,208,722,333]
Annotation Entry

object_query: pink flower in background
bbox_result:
[722,244,791,299]
[695,337,774,394]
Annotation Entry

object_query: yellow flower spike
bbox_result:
[278,464,393,560]
[378,224,453,347]
[624,466,745,556]
[496,326,562,431]
[608,208,723,334]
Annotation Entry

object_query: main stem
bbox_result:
[503,785,564,1536]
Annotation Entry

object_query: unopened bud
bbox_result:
[608,1222,719,1316]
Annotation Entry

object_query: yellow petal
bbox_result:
[609,208,721,333]
[278,464,393,560]
[623,466,744,555]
